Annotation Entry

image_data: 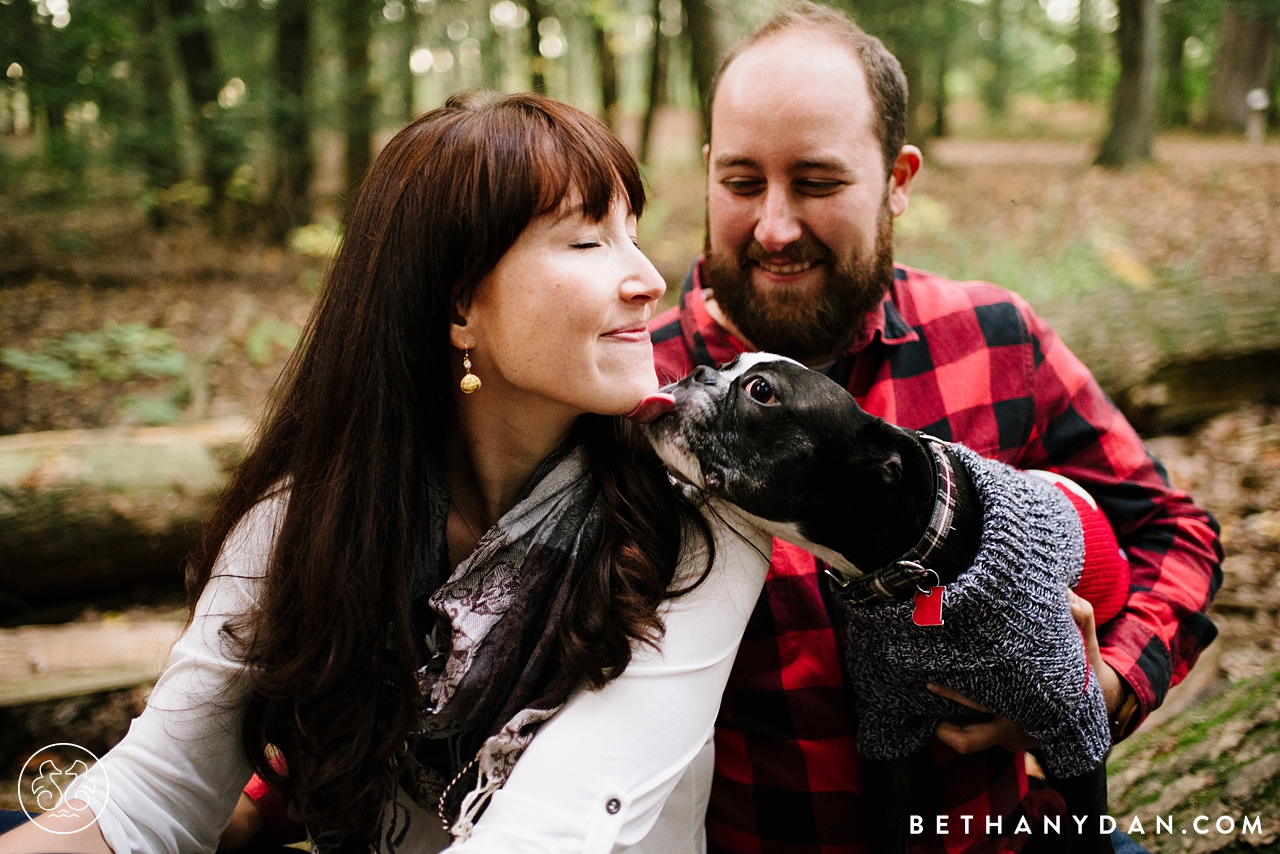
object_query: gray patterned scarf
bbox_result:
[403,443,603,841]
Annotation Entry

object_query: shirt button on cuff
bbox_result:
[606,798,621,815]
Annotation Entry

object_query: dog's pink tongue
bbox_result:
[626,393,676,423]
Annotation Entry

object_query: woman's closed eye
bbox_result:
[571,232,640,250]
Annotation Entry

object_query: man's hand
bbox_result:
[1068,589,1127,717]
[926,683,1040,754]
[929,589,1129,754]
[217,792,267,852]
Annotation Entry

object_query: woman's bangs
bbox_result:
[524,107,645,223]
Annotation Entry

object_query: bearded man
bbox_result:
[648,3,1223,853]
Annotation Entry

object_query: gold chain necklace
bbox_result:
[450,497,482,542]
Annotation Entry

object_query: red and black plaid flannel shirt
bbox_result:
[649,261,1223,854]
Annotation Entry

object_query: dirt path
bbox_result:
[930,137,1280,166]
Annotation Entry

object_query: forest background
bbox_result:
[2,0,1280,849]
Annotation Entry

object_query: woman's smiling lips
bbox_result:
[601,323,651,343]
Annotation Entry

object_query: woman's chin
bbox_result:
[593,380,660,417]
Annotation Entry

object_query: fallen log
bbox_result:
[1106,662,1280,852]
[1118,351,1280,435]
[0,417,251,610]
[0,615,184,706]
[1038,274,1280,436]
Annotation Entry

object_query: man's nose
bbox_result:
[754,186,803,253]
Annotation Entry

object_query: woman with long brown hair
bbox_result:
[0,91,771,854]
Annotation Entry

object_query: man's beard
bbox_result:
[703,199,895,363]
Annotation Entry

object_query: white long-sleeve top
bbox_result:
[69,491,772,854]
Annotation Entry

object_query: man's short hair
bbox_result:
[710,0,908,179]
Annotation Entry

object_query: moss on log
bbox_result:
[0,417,250,608]
[1107,665,1280,853]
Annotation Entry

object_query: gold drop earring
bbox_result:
[460,349,481,394]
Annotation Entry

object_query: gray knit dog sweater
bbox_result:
[840,443,1110,778]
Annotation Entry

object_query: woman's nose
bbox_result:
[620,248,667,304]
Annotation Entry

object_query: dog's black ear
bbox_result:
[879,451,903,485]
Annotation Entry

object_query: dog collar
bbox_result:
[826,434,958,606]
[901,435,957,568]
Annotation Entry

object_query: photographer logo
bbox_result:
[18,743,109,833]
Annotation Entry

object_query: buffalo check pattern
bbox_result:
[650,261,1223,854]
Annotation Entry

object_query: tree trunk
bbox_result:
[269,0,312,239]
[640,19,668,165]
[337,0,375,200]
[683,0,720,145]
[0,0,77,171]
[0,1,38,79]
[0,419,250,612]
[1074,0,1102,101]
[1095,0,1160,167]
[899,50,925,144]
[168,0,219,107]
[373,6,413,129]
[1207,5,1278,131]
[593,15,619,129]
[31,13,82,177]
[482,5,502,91]
[528,0,546,94]
[136,0,182,193]
[167,0,238,201]
[398,11,415,121]
[983,0,1009,118]
[932,38,950,139]
[1160,3,1192,127]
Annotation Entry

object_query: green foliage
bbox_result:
[0,0,1258,231]
[894,192,1119,303]
[2,322,190,425]
[289,218,343,258]
[245,316,300,367]
[116,395,183,426]
[139,181,213,220]
[297,267,324,294]
[1160,0,1223,127]
[1,349,79,388]
[1,322,187,389]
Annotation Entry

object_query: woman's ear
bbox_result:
[449,303,474,350]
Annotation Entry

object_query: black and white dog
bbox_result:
[636,353,1113,854]
[640,353,981,585]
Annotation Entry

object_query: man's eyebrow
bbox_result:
[713,154,760,170]
[713,154,852,174]
[792,157,851,173]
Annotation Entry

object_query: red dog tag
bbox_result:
[912,586,945,626]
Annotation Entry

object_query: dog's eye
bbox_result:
[745,377,777,405]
